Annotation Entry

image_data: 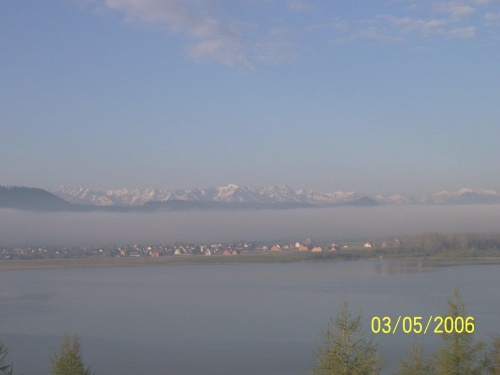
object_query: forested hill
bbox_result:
[0,186,73,211]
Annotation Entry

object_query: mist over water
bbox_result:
[1,205,500,246]
[2,260,500,374]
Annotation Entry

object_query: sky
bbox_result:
[1,0,500,196]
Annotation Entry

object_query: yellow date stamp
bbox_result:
[371,316,475,334]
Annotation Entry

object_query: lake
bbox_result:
[1,259,499,374]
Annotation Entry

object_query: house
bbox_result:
[363,242,372,248]
[270,245,282,251]
[311,246,323,252]
[329,243,340,251]
[174,247,188,255]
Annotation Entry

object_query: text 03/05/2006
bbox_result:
[371,316,475,334]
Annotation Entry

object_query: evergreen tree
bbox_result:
[0,342,13,375]
[487,334,500,375]
[433,287,486,375]
[395,337,434,375]
[50,333,93,375]
[312,299,383,375]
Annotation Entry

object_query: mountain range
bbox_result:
[1,185,499,212]
[54,185,500,207]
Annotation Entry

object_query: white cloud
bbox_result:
[330,0,495,45]
[449,25,477,37]
[253,28,299,64]
[484,11,500,19]
[98,0,307,69]
[287,0,312,12]
[433,3,477,19]
[102,0,254,68]
[92,0,498,65]
[333,14,461,44]
[386,14,479,39]
[189,37,249,67]
[386,16,447,35]
[320,1,495,46]
[452,5,477,17]
[483,11,500,27]
[335,25,403,44]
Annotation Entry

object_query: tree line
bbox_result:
[0,333,92,375]
[1,289,499,374]
[311,288,500,375]
[390,232,500,256]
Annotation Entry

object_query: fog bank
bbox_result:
[1,205,500,246]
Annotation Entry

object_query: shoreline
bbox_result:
[1,252,500,270]
[0,252,332,270]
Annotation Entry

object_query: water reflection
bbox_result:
[1,260,499,375]
[373,259,500,275]
[374,260,439,275]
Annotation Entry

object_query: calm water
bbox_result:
[1,259,499,374]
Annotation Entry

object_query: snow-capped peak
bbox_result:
[53,185,500,207]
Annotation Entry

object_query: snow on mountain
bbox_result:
[55,184,364,206]
[56,186,170,206]
[295,189,364,204]
[103,188,171,205]
[261,185,302,203]
[54,185,500,207]
[415,188,500,205]
[374,194,413,205]
[56,186,115,206]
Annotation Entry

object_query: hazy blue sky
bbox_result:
[1,0,499,195]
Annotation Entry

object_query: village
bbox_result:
[0,239,399,261]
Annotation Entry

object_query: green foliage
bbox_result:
[487,334,500,375]
[50,333,93,375]
[399,232,500,256]
[395,337,434,375]
[312,299,383,375]
[0,342,13,375]
[432,287,486,375]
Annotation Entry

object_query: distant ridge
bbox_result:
[341,196,380,207]
[55,184,372,207]
[54,184,500,207]
[0,186,72,211]
[414,188,500,205]
[141,200,317,212]
[1,184,500,212]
